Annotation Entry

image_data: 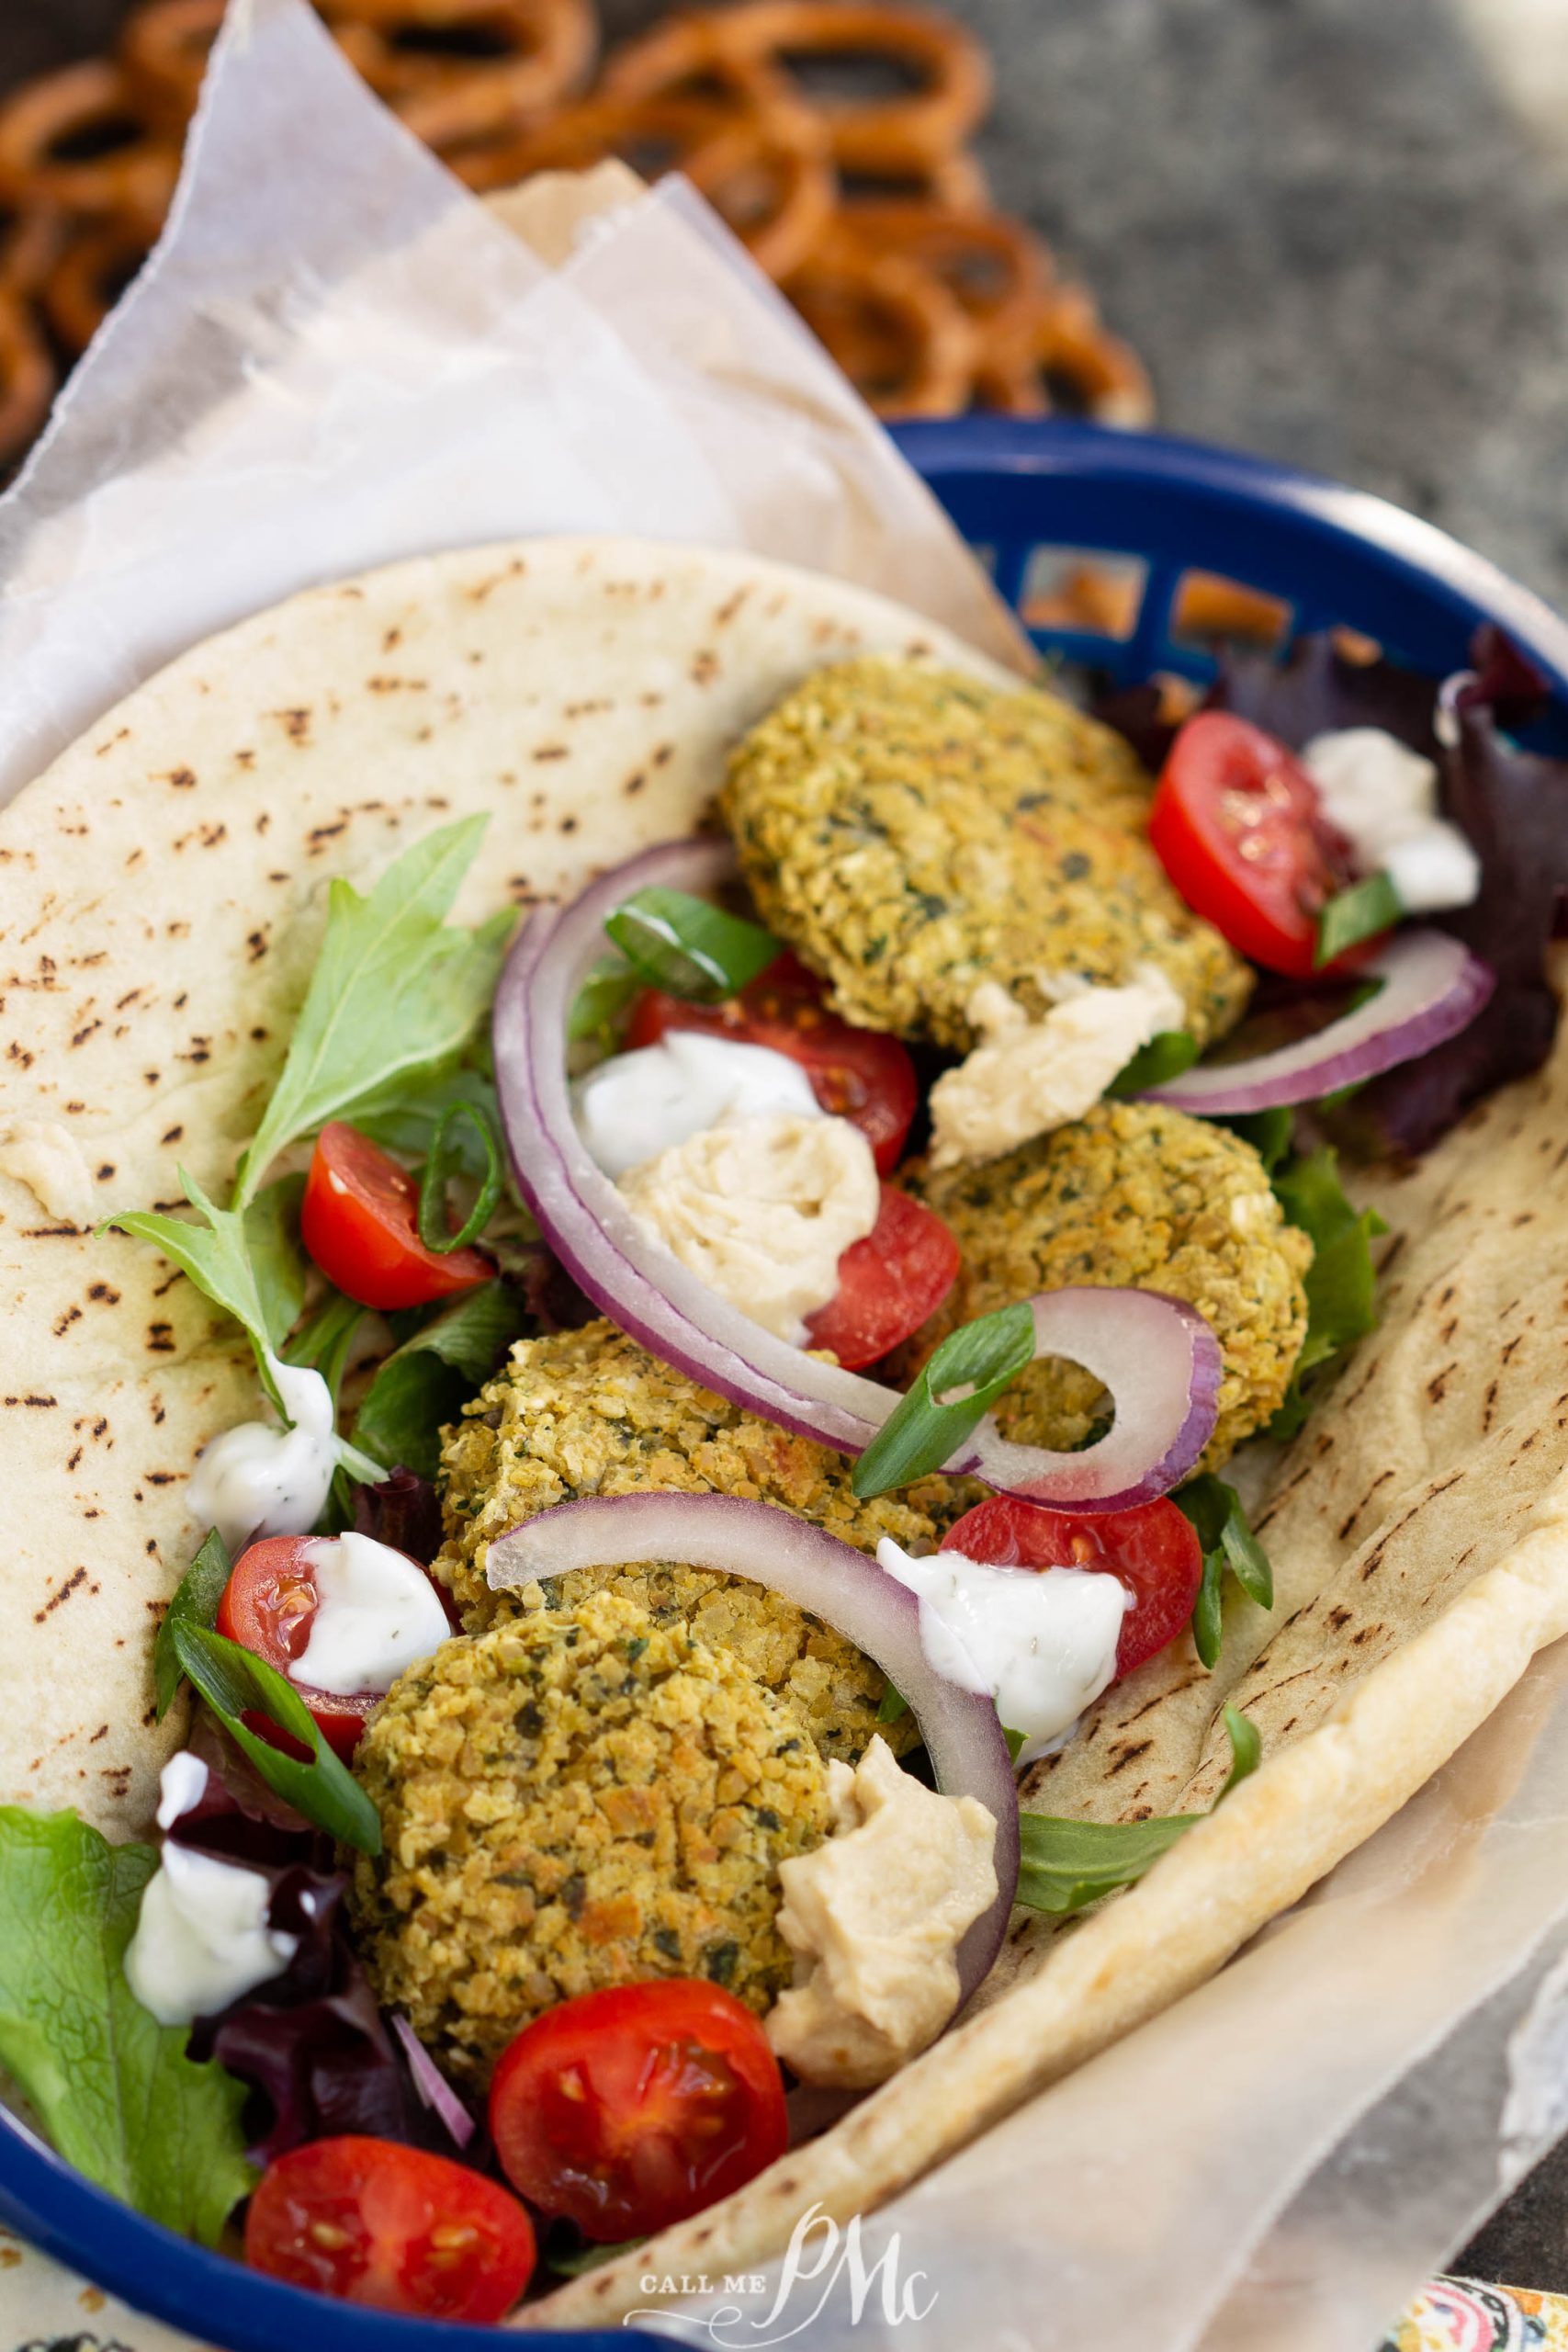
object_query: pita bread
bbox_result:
[4,535,1565,2322]
[0,537,996,1835]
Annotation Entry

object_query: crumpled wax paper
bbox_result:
[2,3,1566,2345]
[0,0,1023,812]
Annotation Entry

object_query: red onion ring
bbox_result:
[1140,930,1494,1115]
[485,1492,1021,2007]
[492,841,1219,1509]
[390,2013,477,2151]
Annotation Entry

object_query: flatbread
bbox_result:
[4,535,1565,2323]
[0,537,997,1834]
[537,986,1568,2326]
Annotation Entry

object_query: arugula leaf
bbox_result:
[1016,1706,1259,1914]
[876,1684,911,1726]
[604,888,781,1004]
[354,1281,527,1484]
[1108,1029,1199,1098]
[103,1168,288,1416]
[852,1302,1036,1499]
[1269,1147,1388,1440]
[0,1808,255,2241]
[172,1623,381,1854]
[154,1529,231,1722]
[1315,870,1402,968]
[284,1289,365,1407]
[244,1175,308,1351]
[1176,1476,1273,1669]
[233,820,514,1209]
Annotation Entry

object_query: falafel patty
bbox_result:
[351,1591,829,2085]
[437,1321,961,1763]
[898,1102,1313,1471]
[719,658,1250,1054]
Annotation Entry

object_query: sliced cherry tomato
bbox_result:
[489,1979,788,2243]
[1149,712,1379,980]
[300,1122,494,1312]
[244,2135,536,2320]
[217,1534,454,1759]
[945,1494,1203,1679]
[626,953,919,1174]
[803,1184,960,1370]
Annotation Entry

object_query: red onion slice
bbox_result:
[391,2013,477,2151]
[946,1290,1222,1507]
[1140,930,1494,1114]
[486,1492,1021,2007]
[493,839,1219,1507]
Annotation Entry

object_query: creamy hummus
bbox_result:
[765,1736,998,2088]
[0,1117,96,1225]
[928,970,1185,1168]
[617,1110,879,1344]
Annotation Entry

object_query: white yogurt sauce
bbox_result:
[187,1354,338,1554]
[1302,727,1481,913]
[123,1759,298,2027]
[289,1532,451,1697]
[573,1031,821,1180]
[876,1539,1128,1761]
[155,1750,209,1830]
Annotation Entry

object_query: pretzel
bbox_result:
[0,62,179,228]
[119,0,225,133]
[0,287,57,470]
[980,280,1155,426]
[330,0,595,146]
[828,202,1046,374]
[608,4,989,174]
[0,201,64,298]
[42,220,153,356]
[835,148,989,211]
[784,226,976,415]
[452,94,833,282]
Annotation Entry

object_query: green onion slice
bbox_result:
[416,1102,504,1255]
[852,1302,1035,1500]
[171,1622,382,1854]
[604,887,781,1004]
[1315,871,1402,969]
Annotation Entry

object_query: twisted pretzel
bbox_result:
[330,0,595,146]
[980,280,1155,425]
[608,4,988,173]
[836,147,988,210]
[0,287,57,469]
[0,62,179,228]
[42,220,154,356]
[119,0,225,133]
[829,202,1044,367]
[0,201,64,298]
[784,225,976,415]
[457,93,833,281]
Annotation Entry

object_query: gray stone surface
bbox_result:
[3,0,1568,2303]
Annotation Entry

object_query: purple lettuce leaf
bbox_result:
[351,1467,445,1568]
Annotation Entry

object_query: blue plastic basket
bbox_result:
[5,417,1568,2352]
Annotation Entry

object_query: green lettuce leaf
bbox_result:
[1269,1146,1388,1440]
[0,1808,255,2242]
[1016,1706,1259,1915]
[354,1281,528,1484]
[102,1168,288,1415]
[233,819,514,1208]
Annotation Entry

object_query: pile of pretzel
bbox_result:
[0,0,1154,475]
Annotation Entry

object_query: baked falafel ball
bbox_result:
[898,1102,1313,1472]
[350,1591,829,2085]
[719,659,1250,1055]
[436,1321,964,1764]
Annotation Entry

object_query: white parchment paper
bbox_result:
[2,4,1565,2345]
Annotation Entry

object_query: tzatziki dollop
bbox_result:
[1302,727,1481,913]
[123,1758,299,2027]
[187,1354,338,1554]
[876,1538,1128,1759]
[289,1532,451,1696]
[573,1030,821,1179]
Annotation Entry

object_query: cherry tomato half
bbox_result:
[489,1979,788,2243]
[626,953,919,1175]
[803,1185,960,1370]
[945,1494,1203,1680]
[1149,713,1377,980]
[245,2135,536,2321]
[217,1534,453,1759]
[301,1122,494,1312]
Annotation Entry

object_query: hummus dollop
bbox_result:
[617,1110,879,1344]
[928,970,1184,1168]
[765,1735,998,2089]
